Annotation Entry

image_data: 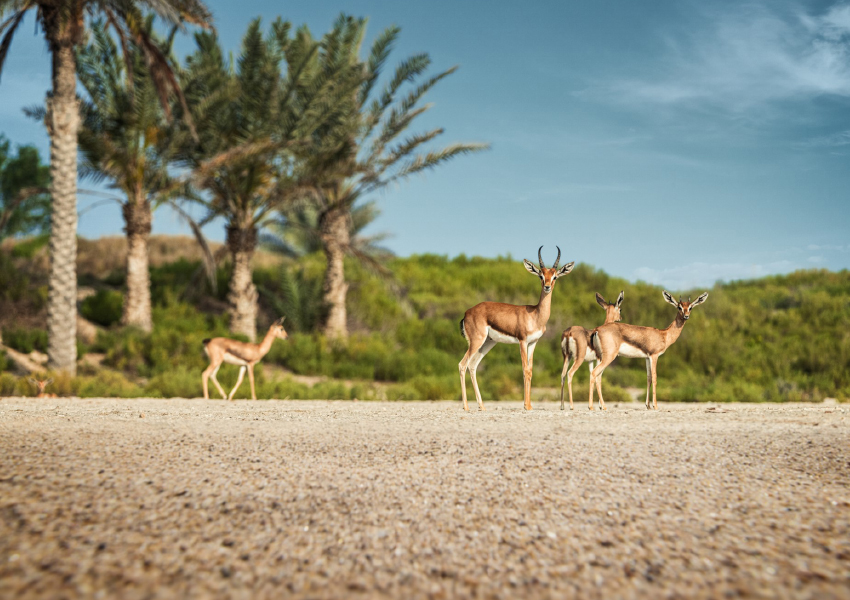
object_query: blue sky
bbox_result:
[1,0,849,289]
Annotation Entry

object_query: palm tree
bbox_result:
[296,16,489,339]
[71,19,184,332]
[177,18,361,341]
[261,199,392,260]
[0,0,211,374]
[0,134,50,242]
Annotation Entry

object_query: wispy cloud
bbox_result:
[591,2,850,111]
[797,129,850,147]
[634,260,799,289]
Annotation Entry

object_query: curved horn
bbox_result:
[553,246,561,269]
[538,246,545,270]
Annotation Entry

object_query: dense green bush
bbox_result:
[1,240,848,402]
[80,289,124,326]
[3,327,47,354]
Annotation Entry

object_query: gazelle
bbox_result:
[28,377,57,398]
[559,291,624,410]
[459,247,575,411]
[589,291,708,410]
[202,318,288,401]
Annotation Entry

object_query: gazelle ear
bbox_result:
[595,292,607,308]
[662,291,678,307]
[556,261,575,277]
[46,378,53,385]
[690,292,709,307]
[523,259,541,275]
[616,290,624,308]
[28,378,36,385]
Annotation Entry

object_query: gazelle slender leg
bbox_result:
[590,355,616,411]
[645,357,652,409]
[650,355,659,410]
[202,364,214,400]
[559,353,571,410]
[210,365,227,400]
[228,366,247,401]
[247,364,257,400]
[459,349,472,412]
[519,341,535,410]
[459,331,487,412]
[526,341,538,411]
[469,339,496,411]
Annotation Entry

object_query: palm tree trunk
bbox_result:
[226,225,258,341]
[320,207,350,339]
[45,41,80,375]
[122,197,153,332]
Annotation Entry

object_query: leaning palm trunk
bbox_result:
[226,225,258,341]
[319,207,351,339]
[46,41,80,375]
[122,198,153,332]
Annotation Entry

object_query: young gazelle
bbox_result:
[28,377,57,398]
[589,291,708,410]
[459,247,575,411]
[202,318,288,401]
[559,291,624,410]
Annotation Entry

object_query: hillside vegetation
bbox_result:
[1,237,848,402]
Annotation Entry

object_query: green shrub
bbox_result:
[80,289,123,327]
[3,328,47,354]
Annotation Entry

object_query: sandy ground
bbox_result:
[0,398,848,600]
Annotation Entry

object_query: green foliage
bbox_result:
[3,327,47,354]
[1,242,848,402]
[80,289,124,327]
[0,135,50,242]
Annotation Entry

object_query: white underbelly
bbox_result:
[487,327,519,344]
[223,352,249,366]
[618,343,648,359]
[487,327,544,345]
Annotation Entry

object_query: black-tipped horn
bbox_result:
[538,246,545,270]
[553,246,561,269]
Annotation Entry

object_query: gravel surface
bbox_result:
[1,398,848,599]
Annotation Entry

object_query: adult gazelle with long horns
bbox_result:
[459,247,575,411]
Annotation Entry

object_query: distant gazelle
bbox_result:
[559,291,624,410]
[459,247,575,411]
[28,377,57,398]
[589,291,708,410]
[202,318,288,400]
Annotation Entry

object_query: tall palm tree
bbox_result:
[261,199,392,261]
[177,18,361,340]
[73,19,183,332]
[0,0,211,374]
[296,16,489,339]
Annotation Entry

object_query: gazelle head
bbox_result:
[27,377,53,394]
[663,291,708,320]
[523,246,575,295]
[270,317,289,340]
[596,291,624,322]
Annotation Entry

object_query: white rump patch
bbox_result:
[584,348,598,362]
[618,343,648,359]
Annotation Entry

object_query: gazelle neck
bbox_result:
[533,286,553,326]
[258,327,277,356]
[664,312,688,346]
